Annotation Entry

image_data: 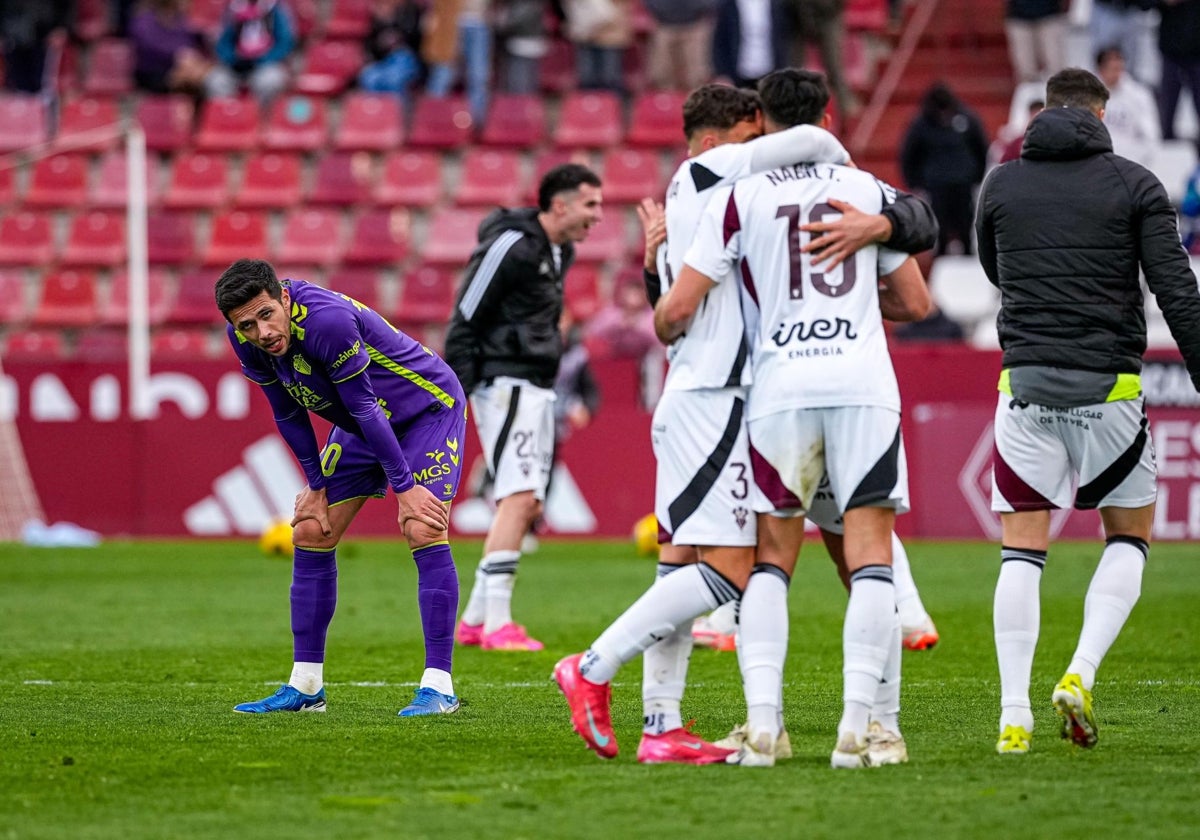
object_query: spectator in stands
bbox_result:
[900,82,989,255]
[1182,160,1200,253]
[893,304,966,342]
[563,0,634,95]
[1155,0,1200,142]
[130,0,210,95]
[205,0,295,103]
[711,0,789,89]
[358,0,424,101]
[1089,0,1156,84]
[997,98,1044,163]
[425,0,493,123]
[783,0,858,123]
[1095,45,1160,167]
[1004,0,1066,84]
[0,0,72,94]
[643,0,717,92]
[494,0,551,94]
[585,271,659,361]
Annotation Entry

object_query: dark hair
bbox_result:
[1045,67,1109,110]
[215,258,282,320]
[537,163,602,212]
[681,84,760,140]
[919,82,962,121]
[1095,45,1123,69]
[757,68,830,129]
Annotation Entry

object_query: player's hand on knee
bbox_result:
[397,485,450,533]
[292,486,332,537]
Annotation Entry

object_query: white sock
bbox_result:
[643,563,693,735]
[839,566,895,739]
[740,567,790,741]
[891,533,929,629]
[994,547,1045,732]
[1068,537,1147,690]
[704,599,739,634]
[580,563,731,685]
[479,550,520,634]
[460,558,492,626]
[420,667,454,696]
[871,609,902,734]
[289,661,323,695]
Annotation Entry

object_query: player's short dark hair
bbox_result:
[758,68,830,129]
[215,258,282,320]
[1045,67,1109,111]
[681,84,761,140]
[537,163,602,212]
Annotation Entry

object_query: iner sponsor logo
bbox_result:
[771,317,857,347]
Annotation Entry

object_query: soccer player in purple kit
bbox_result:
[215,258,467,717]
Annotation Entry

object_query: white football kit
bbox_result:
[685,162,911,516]
[653,127,849,546]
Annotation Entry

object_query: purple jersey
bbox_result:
[227,279,464,493]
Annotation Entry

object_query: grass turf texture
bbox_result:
[2,539,1198,839]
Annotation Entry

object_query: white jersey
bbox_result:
[685,163,909,419]
[659,125,849,393]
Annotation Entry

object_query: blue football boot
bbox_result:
[398,686,460,717]
[234,684,327,714]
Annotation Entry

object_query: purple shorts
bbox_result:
[321,399,467,506]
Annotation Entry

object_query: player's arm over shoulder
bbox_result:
[878,249,931,323]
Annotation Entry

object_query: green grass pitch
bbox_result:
[2,537,1198,839]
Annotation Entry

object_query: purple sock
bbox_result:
[413,542,459,673]
[291,547,338,663]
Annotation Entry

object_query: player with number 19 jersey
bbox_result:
[686,163,909,418]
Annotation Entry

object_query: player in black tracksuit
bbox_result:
[976,69,1200,754]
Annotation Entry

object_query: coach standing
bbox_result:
[976,68,1200,756]
[445,163,604,651]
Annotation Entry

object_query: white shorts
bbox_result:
[991,394,1156,512]
[747,405,909,517]
[470,376,556,501]
[652,388,757,547]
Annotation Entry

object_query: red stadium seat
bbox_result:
[574,211,631,264]
[262,94,329,152]
[0,95,49,151]
[421,207,488,266]
[324,0,371,39]
[334,92,403,151]
[846,0,889,31]
[196,97,261,151]
[394,263,456,328]
[83,38,133,96]
[33,269,99,326]
[325,266,382,309]
[102,267,172,325]
[147,211,198,265]
[309,151,374,206]
[237,152,303,208]
[564,263,603,321]
[0,167,14,207]
[555,92,623,148]
[626,91,686,148]
[480,94,547,148]
[0,212,55,264]
[295,39,364,95]
[169,269,226,325]
[163,152,230,210]
[276,208,344,265]
[55,96,121,151]
[25,154,89,208]
[62,211,126,267]
[136,95,195,152]
[91,149,160,208]
[152,328,214,358]
[407,95,475,149]
[344,208,411,265]
[0,268,30,324]
[455,149,524,207]
[3,329,68,359]
[187,0,226,33]
[288,0,321,40]
[75,327,130,360]
[599,148,664,205]
[375,151,443,207]
[203,210,268,266]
